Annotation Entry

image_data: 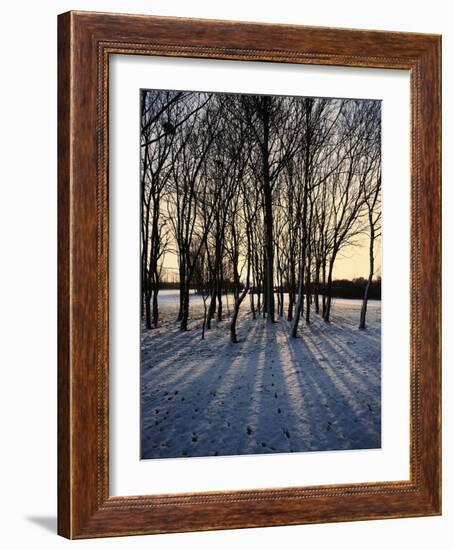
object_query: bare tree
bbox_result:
[238,95,301,324]
[141,90,181,329]
[291,97,344,337]
[230,177,259,343]
[359,103,381,329]
[192,242,211,339]
[166,93,223,330]
[204,98,248,330]
[322,101,376,323]
[141,89,381,342]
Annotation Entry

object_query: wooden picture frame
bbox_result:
[58,10,441,539]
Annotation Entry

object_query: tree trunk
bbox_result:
[145,293,152,330]
[230,286,249,343]
[314,261,320,314]
[141,291,145,320]
[217,267,223,321]
[257,281,262,316]
[321,259,327,318]
[287,293,294,322]
[324,254,336,323]
[287,263,295,321]
[291,98,312,338]
[359,226,375,329]
[206,229,219,330]
[305,268,311,324]
[152,285,159,327]
[250,287,256,319]
[201,298,208,340]
[278,264,284,318]
[180,283,190,331]
[291,260,305,338]
[206,284,216,329]
[279,285,284,318]
[177,260,185,322]
[262,266,267,317]
[261,98,275,324]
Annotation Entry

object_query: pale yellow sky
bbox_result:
[160,234,382,282]
[333,237,382,280]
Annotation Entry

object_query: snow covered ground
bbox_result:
[141,291,381,459]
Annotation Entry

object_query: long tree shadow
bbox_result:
[141,320,263,458]
[309,330,381,390]
[141,306,381,459]
[237,319,296,455]
[142,321,230,389]
[324,300,381,347]
[324,318,381,348]
[235,318,381,454]
[290,337,380,450]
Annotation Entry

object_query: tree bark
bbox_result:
[305,268,311,324]
[250,287,256,319]
[291,99,312,338]
[324,252,337,323]
[291,259,305,338]
[201,297,208,340]
[206,284,216,329]
[230,286,249,343]
[321,258,327,318]
[180,282,190,331]
[287,293,294,322]
[217,289,223,321]
[145,293,152,330]
[261,98,275,324]
[314,260,320,314]
[287,260,295,321]
[152,285,159,328]
[359,223,375,329]
[177,259,185,322]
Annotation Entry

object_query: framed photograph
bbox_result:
[58,11,441,538]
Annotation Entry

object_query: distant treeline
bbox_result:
[325,278,381,300]
[162,277,381,300]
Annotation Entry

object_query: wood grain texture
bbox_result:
[57,10,441,539]
[57,11,72,538]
